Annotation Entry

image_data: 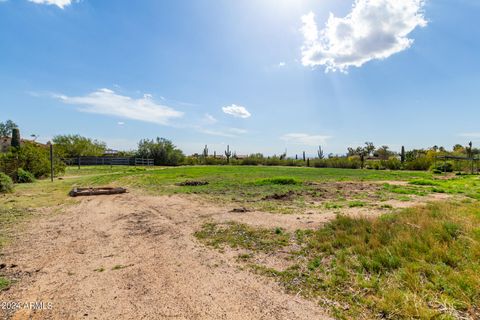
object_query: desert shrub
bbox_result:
[264,157,282,166]
[1,142,65,179]
[430,162,453,173]
[404,157,433,171]
[313,157,361,169]
[18,142,65,178]
[16,168,35,183]
[382,158,402,170]
[366,161,386,170]
[203,157,225,165]
[0,173,13,193]
[241,156,264,166]
[255,177,300,185]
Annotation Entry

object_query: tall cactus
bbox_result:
[317,146,324,159]
[225,145,232,163]
[203,145,209,164]
[11,127,21,148]
[302,151,306,162]
[401,146,406,164]
[203,145,208,158]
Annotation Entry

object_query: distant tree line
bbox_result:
[2,118,479,186]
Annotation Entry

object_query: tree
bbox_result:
[453,144,465,153]
[11,128,21,148]
[136,137,184,166]
[0,120,17,137]
[53,135,107,158]
[375,145,392,160]
[53,135,100,157]
[365,142,375,156]
[348,142,375,169]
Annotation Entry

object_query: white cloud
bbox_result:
[202,113,218,125]
[117,122,125,126]
[222,104,251,119]
[301,0,427,72]
[278,62,286,67]
[28,0,74,9]
[281,133,331,146]
[56,88,184,125]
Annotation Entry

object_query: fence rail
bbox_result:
[64,157,154,167]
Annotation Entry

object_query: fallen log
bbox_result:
[69,187,127,197]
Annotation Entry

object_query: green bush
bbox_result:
[313,157,361,169]
[0,173,13,193]
[16,168,36,183]
[0,141,65,180]
[404,157,433,171]
[430,162,453,173]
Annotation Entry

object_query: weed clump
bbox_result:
[16,168,36,183]
[0,173,13,193]
[255,177,301,186]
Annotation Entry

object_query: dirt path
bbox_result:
[0,194,331,320]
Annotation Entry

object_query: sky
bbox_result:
[1,0,479,156]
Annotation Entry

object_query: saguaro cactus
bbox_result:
[225,145,232,163]
[401,146,406,164]
[303,151,306,162]
[317,146,324,159]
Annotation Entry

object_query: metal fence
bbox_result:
[64,157,154,167]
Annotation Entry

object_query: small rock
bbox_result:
[230,207,250,213]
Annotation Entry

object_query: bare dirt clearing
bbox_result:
[0,194,331,320]
[0,187,453,320]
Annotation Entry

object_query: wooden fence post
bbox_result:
[49,143,54,182]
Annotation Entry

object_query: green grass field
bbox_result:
[1,165,480,318]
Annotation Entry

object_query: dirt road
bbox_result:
[0,194,331,320]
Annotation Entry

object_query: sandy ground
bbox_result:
[0,194,332,320]
[0,189,452,320]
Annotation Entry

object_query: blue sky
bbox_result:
[1,0,479,156]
